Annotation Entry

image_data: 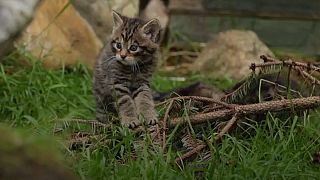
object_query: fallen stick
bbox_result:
[66,96,320,131]
[156,96,233,108]
[298,68,320,86]
[60,118,110,128]
[175,94,320,163]
[62,96,320,134]
[260,55,320,73]
[66,133,107,149]
[175,113,240,163]
[175,144,207,164]
[259,55,320,86]
[170,96,320,128]
[214,113,239,142]
[162,99,174,151]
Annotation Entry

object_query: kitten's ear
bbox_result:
[112,10,124,29]
[140,19,161,43]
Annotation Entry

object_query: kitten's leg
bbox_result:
[95,94,115,123]
[114,85,140,128]
[96,102,106,123]
[133,85,158,125]
[93,76,109,123]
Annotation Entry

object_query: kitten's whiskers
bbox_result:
[135,62,140,74]
[102,56,116,65]
[105,56,116,61]
[131,64,135,74]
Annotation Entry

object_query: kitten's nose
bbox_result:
[120,54,127,59]
[120,50,127,59]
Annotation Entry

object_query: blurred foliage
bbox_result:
[0,125,76,179]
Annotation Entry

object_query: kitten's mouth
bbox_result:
[119,59,139,73]
[116,58,140,72]
[116,55,136,65]
[121,59,137,65]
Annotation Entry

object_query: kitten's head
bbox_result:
[110,11,161,65]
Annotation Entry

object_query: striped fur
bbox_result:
[93,11,161,128]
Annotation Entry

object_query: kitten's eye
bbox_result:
[129,44,138,52]
[115,42,122,49]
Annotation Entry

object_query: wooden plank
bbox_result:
[169,0,320,21]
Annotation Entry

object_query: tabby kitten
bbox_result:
[93,11,161,128]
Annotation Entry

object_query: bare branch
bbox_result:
[62,119,110,128]
[298,68,320,86]
[170,96,320,128]
[260,55,320,73]
[156,96,234,108]
[175,144,207,164]
[162,100,174,150]
[176,113,240,163]
[214,113,239,141]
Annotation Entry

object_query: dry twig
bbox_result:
[259,55,320,86]
[62,118,110,128]
[214,113,239,142]
[176,143,207,164]
[170,96,320,127]
[66,132,106,149]
[156,96,234,108]
[161,100,174,151]
[175,113,240,163]
[260,55,320,73]
[298,68,320,86]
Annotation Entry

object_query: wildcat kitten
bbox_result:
[93,11,161,128]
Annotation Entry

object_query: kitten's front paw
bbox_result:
[96,112,108,124]
[121,116,141,129]
[146,116,158,126]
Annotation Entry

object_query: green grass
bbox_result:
[0,55,320,180]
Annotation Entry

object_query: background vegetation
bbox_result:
[0,49,319,179]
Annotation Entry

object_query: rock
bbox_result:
[0,0,40,58]
[73,0,139,43]
[16,0,103,69]
[193,30,274,80]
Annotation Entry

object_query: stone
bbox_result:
[16,0,103,69]
[73,0,139,43]
[193,30,274,80]
[0,0,40,58]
